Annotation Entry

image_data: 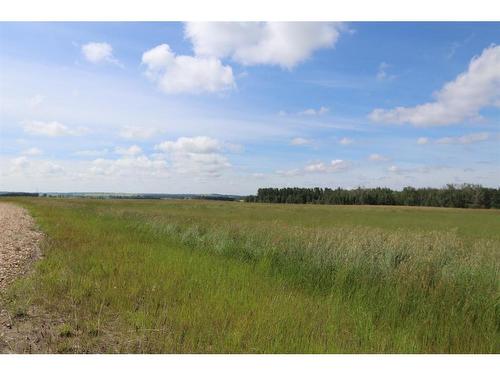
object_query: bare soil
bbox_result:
[0,203,43,289]
[0,202,60,353]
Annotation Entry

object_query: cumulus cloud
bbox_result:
[369,153,390,162]
[9,157,64,176]
[114,145,142,156]
[290,137,311,146]
[304,162,328,173]
[10,156,29,173]
[89,156,167,177]
[370,45,500,126]
[435,132,490,145]
[83,146,167,177]
[156,136,221,154]
[279,159,349,176]
[4,154,167,183]
[174,153,230,177]
[155,136,230,177]
[185,22,342,69]
[22,120,87,137]
[330,159,349,171]
[413,132,490,146]
[298,106,329,116]
[81,42,121,66]
[142,44,235,94]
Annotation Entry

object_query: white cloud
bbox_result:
[2,155,173,188]
[339,137,353,145]
[119,126,158,140]
[10,156,29,173]
[22,120,87,137]
[417,137,429,145]
[369,153,390,162]
[290,137,311,146]
[276,168,301,177]
[114,145,142,156]
[388,165,401,173]
[28,94,44,108]
[154,136,230,177]
[330,159,349,171]
[74,149,109,157]
[280,159,349,176]
[185,22,342,69]
[413,132,491,146]
[22,147,43,156]
[40,162,65,176]
[436,132,490,145]
[376,62,396,81]
[81,42,121,66]
[173,153,230,177]
[142,44,235,94]
[304,162,328,173]
[370,45,500,126]
[89,156,167,177]
[9,157,64,177]
[298,106,329,116]
[155,136,221,154]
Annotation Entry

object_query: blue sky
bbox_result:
[0,22,499,194]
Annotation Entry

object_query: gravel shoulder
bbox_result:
[0,202,43,290]
[0,202,49,353]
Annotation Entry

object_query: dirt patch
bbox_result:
[0,202,43,290]
[0,202,55,353]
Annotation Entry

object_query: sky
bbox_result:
[0,22,499,194]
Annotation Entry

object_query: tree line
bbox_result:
[245,184,500,209]
[0,192,39,197]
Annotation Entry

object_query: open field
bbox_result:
[1,197,499,353]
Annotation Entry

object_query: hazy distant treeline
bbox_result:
[0,192,39,197]
[1,192,238,201]
[245,184,500,209]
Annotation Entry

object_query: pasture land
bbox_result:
[1,198,499,353]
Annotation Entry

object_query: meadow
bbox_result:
[2,197,499,353]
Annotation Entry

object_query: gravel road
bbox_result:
[0,202,47,353]
[0,202,43,291]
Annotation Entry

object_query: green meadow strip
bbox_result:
[3,198,499,353]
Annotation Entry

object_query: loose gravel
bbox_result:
[0,202,43,291]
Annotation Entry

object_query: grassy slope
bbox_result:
[3,198,499,353]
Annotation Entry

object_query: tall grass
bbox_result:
[3,198,499,353]
[130,211,499,351]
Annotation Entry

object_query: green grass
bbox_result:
[2,198,499,353]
